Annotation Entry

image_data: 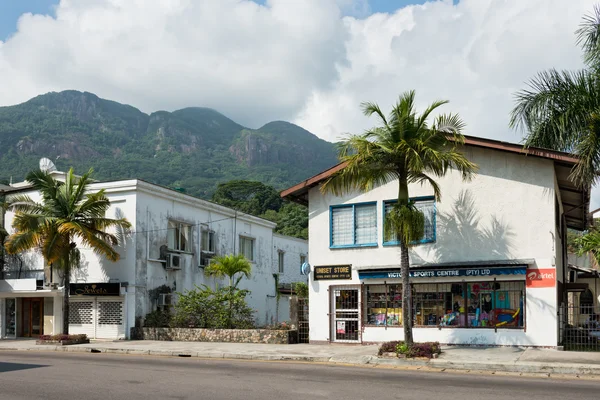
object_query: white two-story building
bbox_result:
[282,135,589,347]
[0,168,307,340]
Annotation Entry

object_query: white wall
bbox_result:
[307,146,560,346]
[136,184,307,327]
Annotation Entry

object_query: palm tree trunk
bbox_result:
[398,174,413,345]
[400,239,413,345]
[62,265,70,335]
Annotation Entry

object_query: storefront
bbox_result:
[68,283,127,339]
[0,294,61,339]
[315,261,557,346]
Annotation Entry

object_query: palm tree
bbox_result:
[321,91,477,345]
[205,254,252,328]
[510,5,600,188]
[4,168,131,335]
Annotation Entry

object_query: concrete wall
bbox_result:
[307,146,560,346]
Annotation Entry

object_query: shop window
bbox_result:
[466,281,525,328]
[414,283,465,327]
[168,221,192,252]
[364,284,402,326]
[330,203,377,248]
[239,236,255,261]
[384,197,435,245]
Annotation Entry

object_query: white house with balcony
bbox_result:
[0,167,307,340]
[281,135,589,347]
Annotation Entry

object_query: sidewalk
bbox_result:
[1,339,600,376]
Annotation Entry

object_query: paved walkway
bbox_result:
[1,339,600,375]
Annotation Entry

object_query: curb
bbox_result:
[2,346,600,376]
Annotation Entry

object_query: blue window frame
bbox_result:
[330,202,378,248]
[383,196,436,245]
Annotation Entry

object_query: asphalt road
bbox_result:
[1,352,600,400]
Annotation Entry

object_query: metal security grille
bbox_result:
[69,301,93,324]
[560,302,600,352]
[331,286,361,343]
[69,298,125,339]
[98,301,123,325]
[297,298,309,343]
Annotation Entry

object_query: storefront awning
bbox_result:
[358,263,529,280]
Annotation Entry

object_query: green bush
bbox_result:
[378,341,403,355]
[144,309,171,328]
[172,285,256,329]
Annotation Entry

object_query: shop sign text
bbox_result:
[526,268,556,288]
[314,265,352,280]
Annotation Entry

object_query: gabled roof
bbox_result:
[280,134,590,230]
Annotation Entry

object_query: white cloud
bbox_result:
[1,0,599,207]
[0,0,349,126]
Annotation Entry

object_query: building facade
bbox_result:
[0,172,307,339]
[282,136,589,347]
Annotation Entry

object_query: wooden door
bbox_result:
[21,298,44,337]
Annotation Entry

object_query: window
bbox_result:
[330,203,377,248]
[201,229,216,253]
[300,255,307,269]
[384,197,435,245]
[278,251,285,274]
[364,284,402,326]
[413,281,524,328]
[168,221,192,252]
[239,236,255,261]
[362,281,525,329]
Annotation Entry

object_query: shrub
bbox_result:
[404,342,441,359]
[378,340,403,355]
[171,285,256,329]
[396,342,409,355]
[294,282,309,298]
[144,309,171,328]
[39,334,88,341]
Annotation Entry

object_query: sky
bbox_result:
[0,0,598,206]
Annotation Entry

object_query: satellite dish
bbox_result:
[39,157,57,173]
[301,262,311,276]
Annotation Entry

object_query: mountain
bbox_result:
[0,91,338,198]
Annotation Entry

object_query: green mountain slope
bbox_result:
[0,91,338,198]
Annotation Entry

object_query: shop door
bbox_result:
[331,287,361,343]
[21,298,44,337]
[69,298,124,339]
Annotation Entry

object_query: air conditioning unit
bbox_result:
[199,253,213,268]
[158,293,172,307]
[166,253,182,270]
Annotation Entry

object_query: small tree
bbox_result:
[205,254,252,328]
[4,168,131,334]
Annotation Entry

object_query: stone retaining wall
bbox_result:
[131,327,298,344]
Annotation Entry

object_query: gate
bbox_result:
[291,297,309,343]
[70,297,125,339]
[559,302,600,352]
[330,286,361,343]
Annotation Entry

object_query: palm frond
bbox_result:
[576,4,600,67]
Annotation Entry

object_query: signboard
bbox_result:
[358,266,526,280]
[314,265,352,280]
[336,321,346,334]
[69,283,121,296]
[526,268,556,288]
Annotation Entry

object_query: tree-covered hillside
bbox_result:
[0,91,338,198]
